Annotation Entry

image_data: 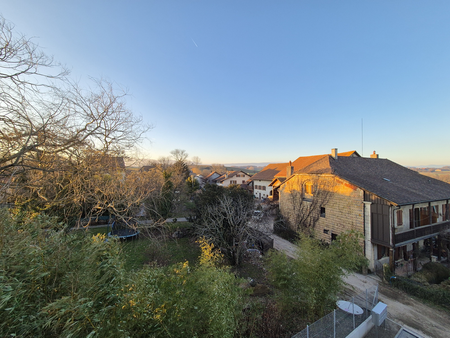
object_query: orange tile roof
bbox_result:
[249,163,288,181]
[275,151,358,178]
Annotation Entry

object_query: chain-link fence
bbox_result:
[291,285,379,338]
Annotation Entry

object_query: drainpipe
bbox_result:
[363,201,366,257]
[390,205,398,274]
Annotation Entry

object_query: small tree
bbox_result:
[266,230,368,320]
[192,184,255,266]
[185,175,200,194]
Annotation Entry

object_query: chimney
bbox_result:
[370,151,379,159]
[331,148,338,160]
[286,161,293,177]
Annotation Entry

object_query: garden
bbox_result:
[0,207,368,338]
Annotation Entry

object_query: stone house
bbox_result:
[275,149,450,273]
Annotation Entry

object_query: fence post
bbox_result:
[372,284,378,309]
[352,296,355,329]
[333,309,336,338]
[307,324,309,338]
[365,288,368,317]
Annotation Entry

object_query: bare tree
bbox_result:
[152,156,172,172]
[0,16,152,222]
[196,195,254,266]
[170,149,188,163]
[211,163,226,174]
[280,175,335,234]
[191,156,201,166]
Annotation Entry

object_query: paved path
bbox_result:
[270,233,298,258]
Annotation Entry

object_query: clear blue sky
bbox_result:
[2,1,450,166]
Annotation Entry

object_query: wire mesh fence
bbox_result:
[291,285,379,338]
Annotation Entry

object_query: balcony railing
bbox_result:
[394,220,450,245]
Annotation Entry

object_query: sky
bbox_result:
[1,1,450,167]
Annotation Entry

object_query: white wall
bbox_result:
[253,179,272,199]
[221,172,251,187]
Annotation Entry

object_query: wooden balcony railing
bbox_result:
[394,220,450,245]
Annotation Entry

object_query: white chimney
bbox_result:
[331,148,338,160]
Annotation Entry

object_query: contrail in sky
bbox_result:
[191,38,198,47]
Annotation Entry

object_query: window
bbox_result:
[420,207,430,226]
[331,233,338,241]
[396,210,403,226]
[443,204,450,221]
[305,182,313,196]
[432,205,439,223]
[242,180,246,184]
[377,245,388,259]
[320,207,326,218]
[230,180,237,184]
[262,186,266,191]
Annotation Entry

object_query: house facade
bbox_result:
[216,170,252,187]
[276,149,450,273]
[203,171,222,184]
[249,163,287,199]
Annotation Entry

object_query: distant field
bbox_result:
[420,171,450,184]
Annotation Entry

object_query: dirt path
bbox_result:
[269,234,450,338]
[344,273,450,338]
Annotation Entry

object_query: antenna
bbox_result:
[361,118,364,157]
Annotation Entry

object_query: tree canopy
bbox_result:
[0,16,150,223]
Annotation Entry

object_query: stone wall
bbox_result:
[279,174,365,243]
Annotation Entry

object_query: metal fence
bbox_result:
[291,285,379,338]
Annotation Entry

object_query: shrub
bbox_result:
[0,208,245,337]
[420,262,450,284]
[266,230,367,321]
[392,276,450,310]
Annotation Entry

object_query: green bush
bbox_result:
[392,276,450,310]
[266,230,367,321]
[0,209,245,337]
[420,262,450,284]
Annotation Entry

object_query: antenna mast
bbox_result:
[361,118,364,157]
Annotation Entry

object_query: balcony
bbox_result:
[394,220,450,246]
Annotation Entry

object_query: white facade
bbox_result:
[253,179,272,199]
[219,171,251,187]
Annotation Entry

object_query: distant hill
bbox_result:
[409,165,450,170]
[225,166,262,174]
[224,162,271,167]
[409,166,450,172]
[189,164,262,176]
